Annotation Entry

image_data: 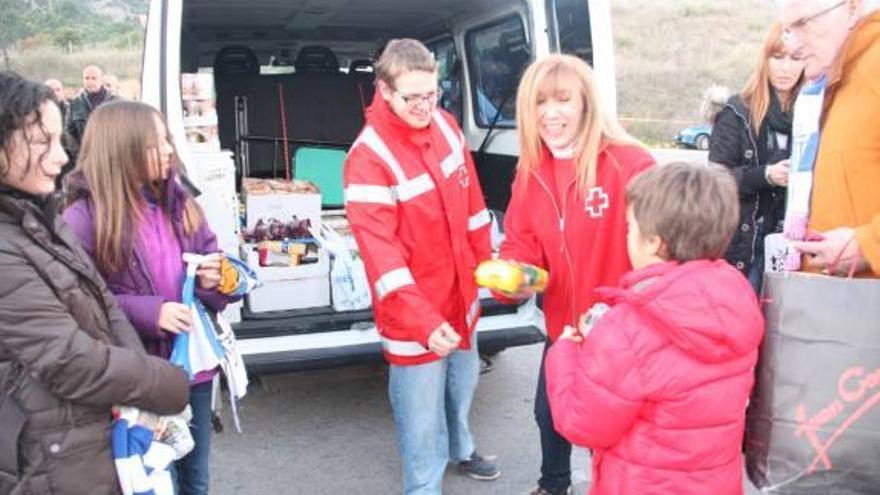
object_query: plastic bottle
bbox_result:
[475,259,548,294]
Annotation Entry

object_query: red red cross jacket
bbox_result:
[343,96,492,366]
[497,143,655,341]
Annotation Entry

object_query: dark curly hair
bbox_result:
[0,71,56,183]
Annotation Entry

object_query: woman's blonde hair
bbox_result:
[741,21,804,135]
[75,100,203,274]
[515,54,639,193]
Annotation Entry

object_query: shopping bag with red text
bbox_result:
[745,271,880,494]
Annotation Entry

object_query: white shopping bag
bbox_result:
[311,224,372,311]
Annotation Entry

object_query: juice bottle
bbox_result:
[475,259,548,294]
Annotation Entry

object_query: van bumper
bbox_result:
[241,324,544,375]
[233,297,545,375]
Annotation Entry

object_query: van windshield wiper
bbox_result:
[476,90,514,160]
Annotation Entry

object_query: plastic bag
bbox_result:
[311,224,372,311]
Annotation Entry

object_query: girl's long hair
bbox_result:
[741,21,805,135]
[75,100,203,274]
[515,54,640,194]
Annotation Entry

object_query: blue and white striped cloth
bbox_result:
[112,407,176,495]
[170,252,258,432]
[169,253,258,380]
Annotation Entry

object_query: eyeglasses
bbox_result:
[393,87,443,108]
[784,0,847,36]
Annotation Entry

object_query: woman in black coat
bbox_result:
[709,21,804,291]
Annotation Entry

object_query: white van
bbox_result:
[140,0,616,374]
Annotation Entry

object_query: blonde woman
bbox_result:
[494,54,655,495]
[63,101,237,495]
[709,21,804,290]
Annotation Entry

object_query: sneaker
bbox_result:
[529,486,571,495]
[458,452,501,481]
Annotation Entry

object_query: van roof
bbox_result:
[185,0,518,66]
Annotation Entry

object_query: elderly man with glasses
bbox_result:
[779,0,880,278]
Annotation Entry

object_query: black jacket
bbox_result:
[65,90,117,164]
[709,95,789,275]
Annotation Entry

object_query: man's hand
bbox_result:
[427,322,461,357]
[196,253,222,290]
[158,302,192,334]
[791,227,869,276]
[766,159,790,187]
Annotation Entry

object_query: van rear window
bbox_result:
[465,15,530,128]
[550,0,593,65]
[427,38,463,124]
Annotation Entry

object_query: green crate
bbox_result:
[293,147,347,207]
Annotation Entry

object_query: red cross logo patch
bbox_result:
[585,186,609,218]
[457,165,470,188]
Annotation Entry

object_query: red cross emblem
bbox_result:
[457,165,469,188]
[585,186,609,218]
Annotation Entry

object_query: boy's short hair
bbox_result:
[626,162,739,262]
[374,39,438,85]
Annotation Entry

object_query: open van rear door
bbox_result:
[546,0,617,117]
[143,0,198,179]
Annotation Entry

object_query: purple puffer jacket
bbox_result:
[62,170,239,360]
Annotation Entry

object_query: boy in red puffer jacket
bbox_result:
[546,162,765,495]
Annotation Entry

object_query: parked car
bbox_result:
[675,124,712,150]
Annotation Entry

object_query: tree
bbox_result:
[52,27,83,53]
[0,0,37,69]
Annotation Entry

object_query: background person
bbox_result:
[780,0,880,277]
[709,21,805,290]
[44,78,69,126]
[103,73,120,98]
[65,65,117,171]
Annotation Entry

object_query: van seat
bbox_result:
[349,59,373,74]
[214,45,260,76]
[295,46,339,74]
[293,147,347,207]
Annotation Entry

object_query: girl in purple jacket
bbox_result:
[63,100,236,495]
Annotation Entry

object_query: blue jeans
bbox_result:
[535,342,572,492]
[388,340,480,495]
[748,234,767,294]
[176,380,213,495]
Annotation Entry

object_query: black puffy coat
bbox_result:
[709,95,790,275]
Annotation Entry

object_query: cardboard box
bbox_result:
[241,178,321,231]
[192,151,240,255]
[240,244,330,313]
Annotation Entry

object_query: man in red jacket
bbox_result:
[546,163,764,494]
[343,39,499,494]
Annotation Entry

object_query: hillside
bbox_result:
[612,0,777,144]
[4,0,780,145]
[82,0,148,20]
